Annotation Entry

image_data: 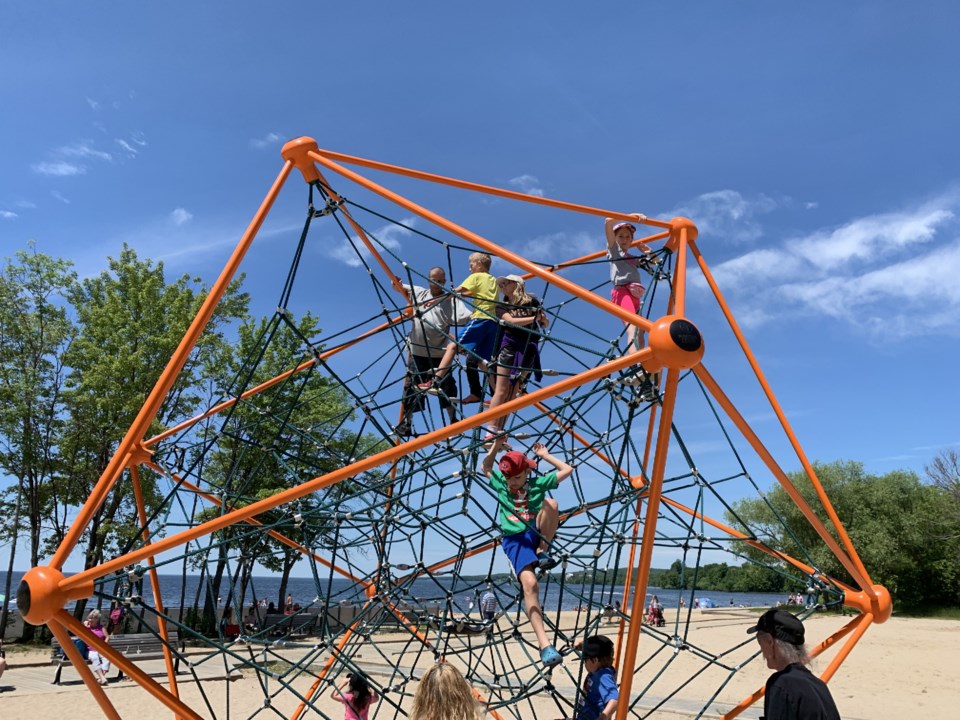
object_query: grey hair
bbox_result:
[773,637,810,665]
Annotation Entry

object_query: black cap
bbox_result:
[747,609,805,645]
[582,635,614,659]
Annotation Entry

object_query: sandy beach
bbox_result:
[1,610,956,719]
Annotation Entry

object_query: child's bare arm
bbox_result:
[600,698,618,720]
[533,442,573,482]
[604,217,619,250]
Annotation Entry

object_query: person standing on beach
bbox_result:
[481,441,573,668]
[479,587,498,621]
[747,609,841,720]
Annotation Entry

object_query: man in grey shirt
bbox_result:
[395,266,460,436]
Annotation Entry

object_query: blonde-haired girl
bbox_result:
[410,662,482,720]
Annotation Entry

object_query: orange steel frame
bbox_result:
[16,137,890,720]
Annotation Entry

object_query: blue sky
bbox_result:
[3,2,960,575]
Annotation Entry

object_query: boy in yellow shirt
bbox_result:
[419,252,500,400]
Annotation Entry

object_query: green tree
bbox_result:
[59,244,248,577]
[194,311,386,618]
[728,461,960,610]
[0,247,77,637]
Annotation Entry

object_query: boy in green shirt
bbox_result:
[481,441,573,667]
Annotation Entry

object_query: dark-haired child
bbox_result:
[331,671,378,720]
[576,635,619,720]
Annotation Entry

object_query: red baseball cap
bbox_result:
[499,451,536,477]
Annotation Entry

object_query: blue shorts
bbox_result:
[501,527,540,576]
[456,318,499,362]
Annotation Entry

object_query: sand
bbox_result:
[1,610,956,719]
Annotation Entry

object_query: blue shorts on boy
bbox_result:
[456,317,499,362]
[488,469,558,575]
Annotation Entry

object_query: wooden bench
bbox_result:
[51,631,182,685]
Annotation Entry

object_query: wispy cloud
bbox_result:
[668,190,779,244]
[32,138,118,177]
[115,139,138,155]
[170,208,193,226]
[515,230,596,265]
[328,218,416,268]
[508,174,545,198]
[15,200,36,209]
[0,210,17,219]
[33,161,86,177]
[57,140,112,161]
[86,97,100,110]
[51,190,71,204]
[251,132,283,150]
[792,201,952,269]
[699,190,960,339]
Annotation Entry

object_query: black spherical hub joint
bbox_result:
[647,315,705,371]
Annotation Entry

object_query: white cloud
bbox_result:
[86,97,100,110]
[508,174,545,197]
[516,230,596,265]
[698,190,960,339]
[57,140,112,162]
[792,202,953,269]
[33,161,85,177]
[668,190,778,244]
[170,208,193,226]
[251,132,283,150]
[15,199,36,209]
[51,190,70,204]
[115,138,138,156]
[328,218,416,268]
[0,210,17,219]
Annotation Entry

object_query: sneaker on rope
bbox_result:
[394,420,413,437]
[458,394,482,405]
[540,645,562,668]
[537,552,559,571]
[415,379,436,393]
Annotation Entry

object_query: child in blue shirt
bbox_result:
[575,635,619,720]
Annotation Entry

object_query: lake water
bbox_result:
[1,570,785,614]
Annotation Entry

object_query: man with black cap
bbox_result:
[747,609,841,720]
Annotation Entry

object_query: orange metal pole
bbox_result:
[692,363,872,591]
[129,464,182,701]
[307,149,653,334]
[59,610,204,720]
[690,239,874,590]
[51,159,296,571]
[314,146,673,231]
[48,618,123,720]
[614,369,679,720]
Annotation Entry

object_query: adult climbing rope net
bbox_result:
[17,137,890,720]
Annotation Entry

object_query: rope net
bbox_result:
[34,142,883,720]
